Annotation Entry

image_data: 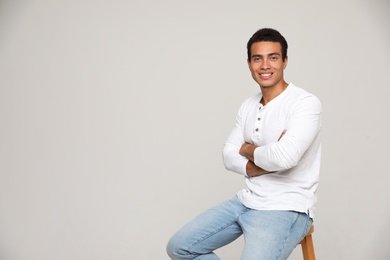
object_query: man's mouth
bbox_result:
[259,73,272,79]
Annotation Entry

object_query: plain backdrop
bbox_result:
[0,0,389,259]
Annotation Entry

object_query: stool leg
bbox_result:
[300,233,315,260]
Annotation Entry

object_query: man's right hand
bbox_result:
[245,130,286,177]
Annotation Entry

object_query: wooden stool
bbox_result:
[299,225,315,260]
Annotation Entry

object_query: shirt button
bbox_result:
[255,128,259,132]
[257,118,261,121]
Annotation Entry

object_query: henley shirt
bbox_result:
[223,83,322,218]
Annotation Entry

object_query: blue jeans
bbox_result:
[166,196,312,260]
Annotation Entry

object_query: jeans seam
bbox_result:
[297,215,312,244]
[276,212,300,260]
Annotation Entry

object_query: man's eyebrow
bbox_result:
[251,53,281,58]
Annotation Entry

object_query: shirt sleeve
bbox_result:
[254,94,322,171]
[222,102,249,176]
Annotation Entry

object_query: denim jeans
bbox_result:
[167,196,312,260]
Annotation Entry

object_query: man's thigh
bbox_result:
[238,210,312,260]
[167,196,248,258]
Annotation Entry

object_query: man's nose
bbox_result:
[261,59,270,69]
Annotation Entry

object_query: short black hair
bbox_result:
[247,28,288,61]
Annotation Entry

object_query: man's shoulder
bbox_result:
[242,92,262,105]
[236,92,262,113]
[288,83,320,101]
[286,83,322,112]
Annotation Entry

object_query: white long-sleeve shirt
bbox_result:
[223,83,322,218]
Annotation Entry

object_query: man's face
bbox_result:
[247,41,288,89]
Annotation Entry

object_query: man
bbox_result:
[167,28,322,260]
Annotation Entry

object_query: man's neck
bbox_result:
[260,81,289,105]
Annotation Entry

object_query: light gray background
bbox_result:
[0,0,389,259]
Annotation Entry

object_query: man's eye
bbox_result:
[270,56,278,60]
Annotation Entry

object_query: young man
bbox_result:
[167,28,322,260]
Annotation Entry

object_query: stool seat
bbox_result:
[299,225,315,260]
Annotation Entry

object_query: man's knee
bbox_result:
[166,234,189,259]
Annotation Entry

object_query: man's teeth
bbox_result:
[260,73,272,76]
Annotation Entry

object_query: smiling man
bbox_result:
[167,28,322,260]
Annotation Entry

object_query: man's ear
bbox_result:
[283,56,288,69]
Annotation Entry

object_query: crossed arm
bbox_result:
[239,130,286,177]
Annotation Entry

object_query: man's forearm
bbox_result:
[239,143,269,177]
[239,143,257,162]
[240,131,286,176]
[245,160,269,177]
